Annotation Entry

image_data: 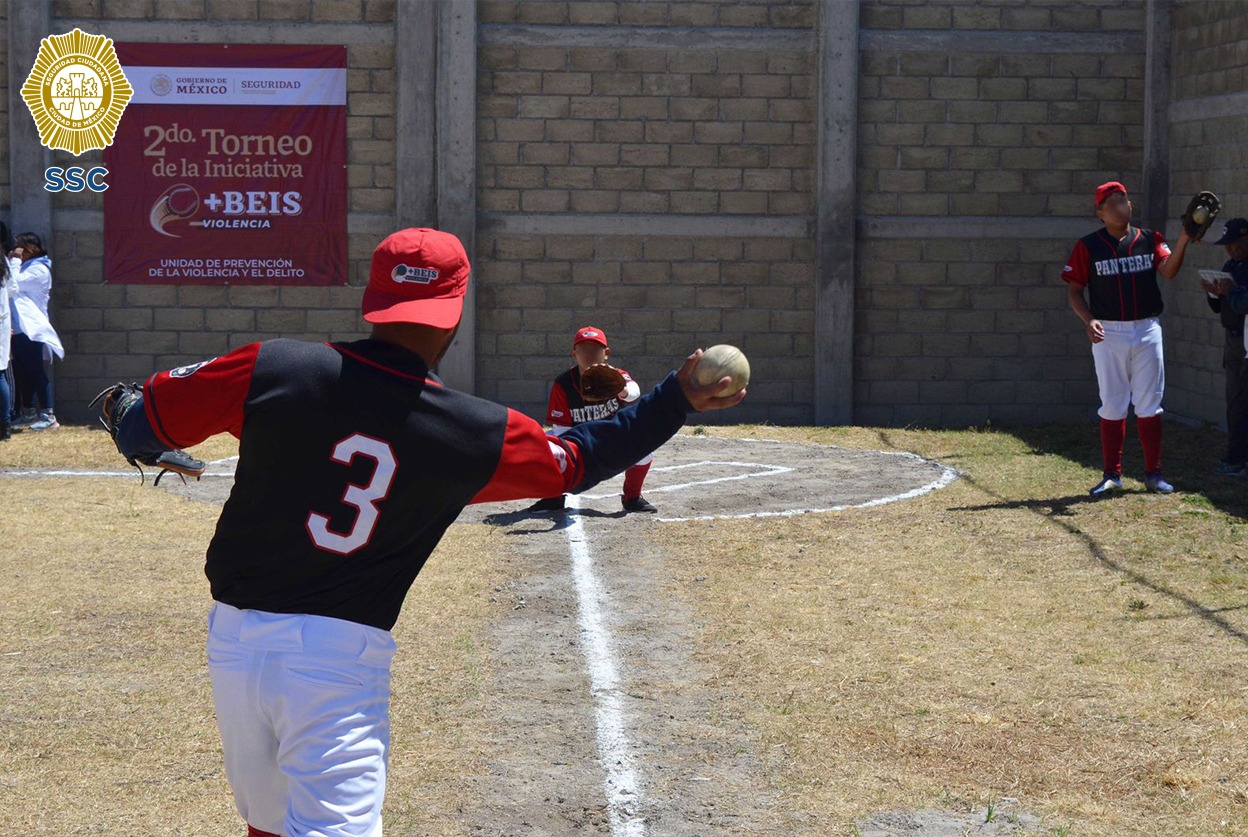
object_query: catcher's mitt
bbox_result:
[89,382,206,485]
[1182,190,1221,240]
[580,363,627,403]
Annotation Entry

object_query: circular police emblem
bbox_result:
[20,28,133,155]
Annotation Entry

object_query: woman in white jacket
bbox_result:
[8,232,64,431]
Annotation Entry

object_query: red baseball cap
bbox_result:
[361,228,471,328]
[1095,181,1127,207]
[574,326,608,347]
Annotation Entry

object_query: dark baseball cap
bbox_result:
[1095,181,1127,207]
[1213,218,1248,245]
[362,228,471,328]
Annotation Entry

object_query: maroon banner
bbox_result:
[104,43,347,285]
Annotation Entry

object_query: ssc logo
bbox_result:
[20,28,133,155]
[392,264,439,284]
[170,358,216,378]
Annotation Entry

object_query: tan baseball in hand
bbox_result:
[693,344,750,397]
[1193,205,1210,225]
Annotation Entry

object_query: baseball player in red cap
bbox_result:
[527,325,657,513]
[94,228,744,837]
[1063,181,1193,495]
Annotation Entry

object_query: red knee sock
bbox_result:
[1100,418,1126,476]
[1137,415,1162,474]
[247,826,282,837]
[623,462,651,501]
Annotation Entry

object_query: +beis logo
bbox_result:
[20,28,132,192]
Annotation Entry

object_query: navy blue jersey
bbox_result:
[546,365,637,427]
[1063,226,1172,321]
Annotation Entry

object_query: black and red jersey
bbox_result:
[1062,226,1172,321]
[546,365,636,427]
[124,338,690,630]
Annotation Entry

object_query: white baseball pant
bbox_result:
[1091,317,1165,420]
[207,602,396,837]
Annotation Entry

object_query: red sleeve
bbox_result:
[1062,240,1090,288]
[471,409,585,504]
[143,343,260,448]
[1154,230,1172,263]
[546,381,572,427]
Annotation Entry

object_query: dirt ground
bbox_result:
[154,431,970,835]
[11,421,1248,835]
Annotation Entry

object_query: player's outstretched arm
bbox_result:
[471,349,746,504]
[92,344,259,474]
[91,382,206,480]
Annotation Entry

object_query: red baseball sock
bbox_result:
[623,462,651,501]
[1137,415,1162,474]
[247,826,282,837]
[1100,418,1126,476]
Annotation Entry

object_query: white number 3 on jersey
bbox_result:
[306,433,398,555]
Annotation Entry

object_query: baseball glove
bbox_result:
[580,363,627,403]
[1182,190,1221,240]
[89,382,206,485]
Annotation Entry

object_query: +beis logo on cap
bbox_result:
[20,28,133,192]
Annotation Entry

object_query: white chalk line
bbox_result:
[655,464,959,522]
[3,470,236,478]
[580,460,793,500]
[563,493,647,837]
[1,456,240,480]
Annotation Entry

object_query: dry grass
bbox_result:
[659,422,1248,836]
[0,425,240,471]
[7,421,1248,835]
[0,428,503,836]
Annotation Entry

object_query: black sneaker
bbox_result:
[526,496,566,513]
[622,495,658,513]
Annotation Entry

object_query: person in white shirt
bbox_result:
[0,246,17,440]
[8,232,64,431]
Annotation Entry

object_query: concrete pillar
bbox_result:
[1141,0,1172,234]
[394,0,437,229]
[814,0,859,425]
[433,0,477,393]
[7,2,52,240]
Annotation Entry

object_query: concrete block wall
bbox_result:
[1162,0,1248,426]
[475,0,817,423]
[4,0,1246,428]
[0,1,9,228]
[24,0,395,417]
[854,0,1146,426]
